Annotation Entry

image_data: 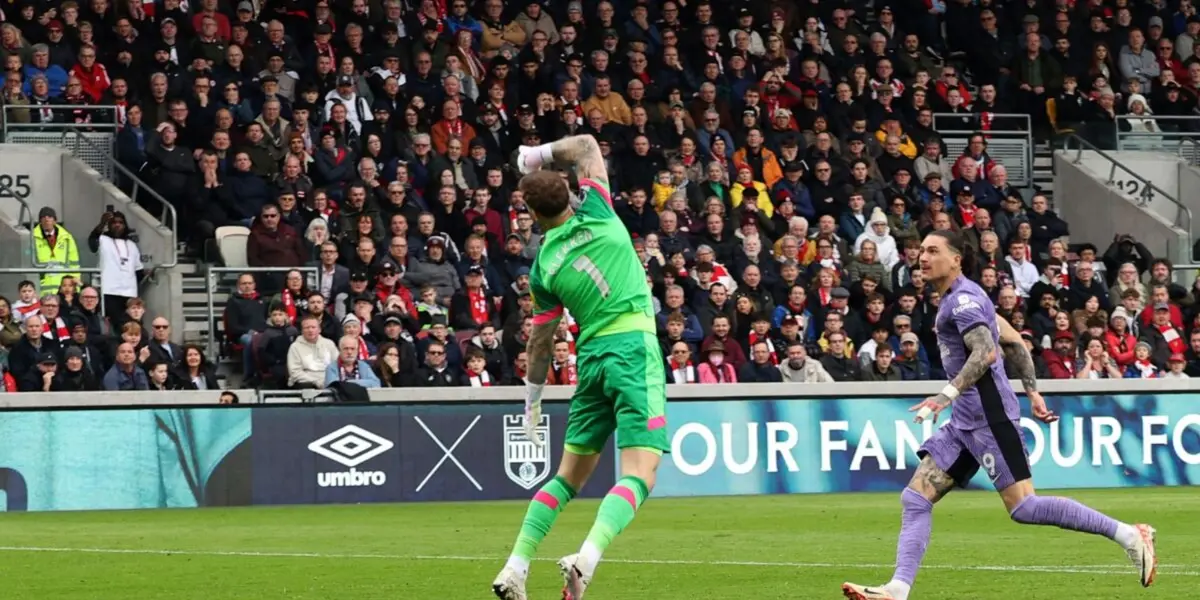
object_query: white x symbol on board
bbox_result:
[413,415,483,492]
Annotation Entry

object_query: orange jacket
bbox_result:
[430,119,477,155]
[731,146,783,189]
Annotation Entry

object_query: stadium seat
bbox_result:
[215,226,251,268]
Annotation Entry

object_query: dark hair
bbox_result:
[519,170,571,218]
[926,230,977,274]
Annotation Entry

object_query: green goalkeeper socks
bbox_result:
[579,475,649,567]
[509,475,577,568]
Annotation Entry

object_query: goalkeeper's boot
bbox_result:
[1126,524,1158,588]
[558,553,592,600]
[841,582,898,600]
[491,565,528,600]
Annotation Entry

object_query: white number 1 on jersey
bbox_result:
[572,255,611,298]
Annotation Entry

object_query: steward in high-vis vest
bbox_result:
[32,207,81,292]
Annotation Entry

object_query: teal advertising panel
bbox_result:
[650,394,1200,497]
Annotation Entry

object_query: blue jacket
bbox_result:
[103,365,150,391]
[771,178,815,220]
[23,64,69,96]
[656,308,704,344]
[445,14,483,40]
[324,360,382,388]
[839,212,868,243]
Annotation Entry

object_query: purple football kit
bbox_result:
[918,275,1030,491]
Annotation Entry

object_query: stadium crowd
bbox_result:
[1,0,1199,392]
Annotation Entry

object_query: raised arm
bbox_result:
[517,134,610,193]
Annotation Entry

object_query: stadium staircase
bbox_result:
[1034,143,1055,207]
[181,262,241,387]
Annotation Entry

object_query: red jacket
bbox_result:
[1043,350,1076,379]
[71,63,111,103]
[1105,330,1137,368]
[1140,303,1184,330]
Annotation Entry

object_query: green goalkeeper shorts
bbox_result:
[564,330,669,454]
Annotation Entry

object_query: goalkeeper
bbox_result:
[492,135,668,600]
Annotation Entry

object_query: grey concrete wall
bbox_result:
[1055,153,1191,265]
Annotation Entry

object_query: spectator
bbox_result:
[1163,354,1190,379]
[102,342,150,391]
[0,297,22,350]
[1044,330,1078,379]
[779,341,833,382]
[1076,338,1124,379]
[862,345,903,382]
[416,340,460,387]
[1140,302,1186,368]
[177,345,220,390]
[820,331,862,381]
[88,211,144,321]
[326,335,382,388]
[286,314,338,389]
[1125,341,1162,378]
[57,346,101,391]
[19,351,63,392]
[739,341,784,383]
[32,207,81,293]
[146,317,185,370]
[247,203,307,292]
[893,332,931,380]
[697,339,737,383]
[147,360,189,391]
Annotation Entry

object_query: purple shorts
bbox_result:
[917,420,1032,491]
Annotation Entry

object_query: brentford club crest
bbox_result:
[503,414,551,490]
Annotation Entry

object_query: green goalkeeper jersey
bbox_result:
[528,178,656,349]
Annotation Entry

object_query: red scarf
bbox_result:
[669,359,696,382]
[1132,358,1159,378]
[340,362,360,380]
[467,368,491,387]
[446,118,463,139]
[748,332,779,364]
[357,335,370,360]
[958,205,976,228]
[818,287,831,306]
[552,361,578,385]
[281,289,297,323]
[47,316,69,340]
[469,289,489,325]
[1160,325,1185,354]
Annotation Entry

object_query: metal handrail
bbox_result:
[1059,133,1193,235]
[0,267,105,315]
[929,113,1035,188]
[2,104,121,140]
[204,266,319,360]
[1116,114,1200,151]
[1177,138,1200,165]
[59,127,179,268]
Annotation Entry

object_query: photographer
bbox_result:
[87,210,144,321]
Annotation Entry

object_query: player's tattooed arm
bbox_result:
[547,134,610,189]
[1000,338,1039,393]
[995,314,1038,393]
[937,326,998,406]
[523,320,560,386]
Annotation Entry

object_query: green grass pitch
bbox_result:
[0,488,1193,599]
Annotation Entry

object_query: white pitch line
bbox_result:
[0,546,1195,577]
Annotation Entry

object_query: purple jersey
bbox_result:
[935,276,1021,430]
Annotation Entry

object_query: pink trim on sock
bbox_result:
[533,305,563,325]
[580,178,613,207]
[533,490,560,510]
[610,485,638,510]
[646,416,667,431]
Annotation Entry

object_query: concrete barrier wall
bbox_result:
[1054,152,1191,264]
